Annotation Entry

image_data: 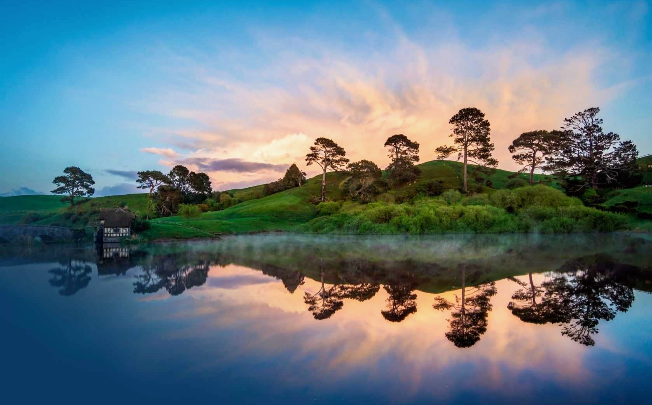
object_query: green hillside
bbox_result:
[2,158,650,239]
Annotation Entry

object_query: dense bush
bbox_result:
[132,217,151,232]
[178,204,201,218]
[20,212,42,224]
[417,180,446,197]
[490,185,581,212]
[463,194,490,206]
[297,188,628,234]
[316,201,341,216]
[442,190,462,205]
[505,178,528,189]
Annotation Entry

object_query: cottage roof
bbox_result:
[98,208,135,227]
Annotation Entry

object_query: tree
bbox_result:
[189,172,212,195]
[545,107,639,191]
[168,165,191,193]
[51,167,95,206]
[282,164,307,187]
[305,138,349,201]
[136,170,169,219]
[433,264,497,348]
[385,134,421,186]
[155,185,181,216]
[381,284,418,322]
[508,130,558,185]
[303,259,344,320]
[436,107,497,192]
[345,160,383,202]
[48,259,92,296]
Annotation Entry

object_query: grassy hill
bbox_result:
[2,158,650,239]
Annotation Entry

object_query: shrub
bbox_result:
[463,194,490,206]
[417,180,446,197]
[20,212,42,224]
[132,217,151,232]
[580,188,602,206]
[178,204,201,218]
[316,201,341,216]
[197,203,210,212]
[442,190,462,205]
[505,178,528,189]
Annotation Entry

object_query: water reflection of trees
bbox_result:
[508,255,637,346]
[133,254,209,296]
[48,259,92,296]
[381,273,419,322]
[433,265,497,348]
[303,259,344,320]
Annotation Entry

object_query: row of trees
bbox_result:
[136,165,212,217]
[303,106,639,201]
[506,107,638,192]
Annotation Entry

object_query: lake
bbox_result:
[1,234,651,404]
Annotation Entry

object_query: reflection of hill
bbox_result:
[166,234,651,295]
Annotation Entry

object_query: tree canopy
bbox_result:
[544,107,638,191]
[436,107,497,192]
[51,166,95,206]
[508,130,558,185]
[306,137,349,201]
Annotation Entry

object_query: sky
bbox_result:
[0,0,650,196]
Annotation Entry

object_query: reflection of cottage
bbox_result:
[97,208,135,243]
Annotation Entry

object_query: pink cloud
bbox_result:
[140,147,179,158]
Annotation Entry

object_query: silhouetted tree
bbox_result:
[305,138,349,201]
[48,259,92,296]
[507,273,569,324]
[303,260,344,320]
[283,164,307,187]
[382,284,418,322]
[189,172,212,196]
[136,170,170,219]
[385,134,421,186]
[168,165,191,193]
[436,108,497,192]
[133,254,210,296]
[345,160,383,202]
[51,167,95,206]
[508,130,558,185]
[433,265,496,347]
[544,107,639,191]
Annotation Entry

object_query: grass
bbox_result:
[601,186,652,216]
[1,158,649,239]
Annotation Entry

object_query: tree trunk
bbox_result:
[529,272,536,305]
[321,167,327,202]
[591,171,598,190]
[69,193,74,207]
[530,151,537,186]
[463,145,468,192]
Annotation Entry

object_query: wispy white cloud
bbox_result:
[140,147,179,158]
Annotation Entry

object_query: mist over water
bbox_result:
[1,234,651,404]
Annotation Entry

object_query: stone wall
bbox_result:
[0,225,78,243]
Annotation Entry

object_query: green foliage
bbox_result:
[490,185,581,212]
[178,204,201,218]
[580,188,601,206]
[20,212,43,224]
[505,178,528,189]
[51,166,95,206]
[132,217,151,232]
[442,190,462,205]
[299,199,628,235]
[463,194,490,206]
[316,201,341,216]
[417,180,446,197]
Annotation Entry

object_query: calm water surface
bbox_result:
[1,234,651,404]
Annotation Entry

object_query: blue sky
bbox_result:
[1,0,650,195]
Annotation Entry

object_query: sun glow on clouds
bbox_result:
[136,7,632,190]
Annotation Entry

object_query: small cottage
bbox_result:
[97,208,136,243]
